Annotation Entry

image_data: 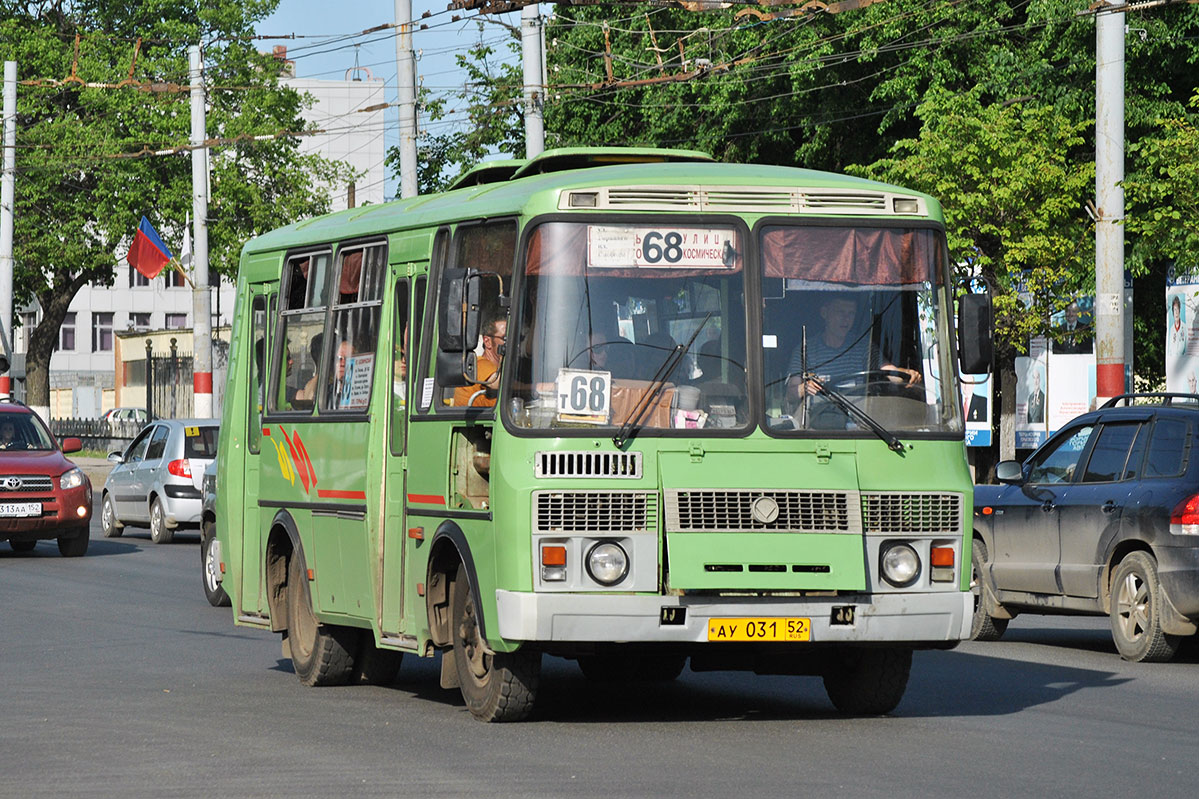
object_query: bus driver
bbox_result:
[453,315,506,407]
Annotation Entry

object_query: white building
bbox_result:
[11,50,387,418]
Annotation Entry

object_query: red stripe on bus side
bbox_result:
[407,493,446,505]
[316,489,367,500]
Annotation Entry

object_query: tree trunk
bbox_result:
[26,274,90,419]
[998,357,1017,464]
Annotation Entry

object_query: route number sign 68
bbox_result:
[555,369,611,424]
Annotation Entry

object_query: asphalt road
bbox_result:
[3,503,1199,799]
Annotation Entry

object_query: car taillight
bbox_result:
[167,459,193,478]
[1170,494,1199,535]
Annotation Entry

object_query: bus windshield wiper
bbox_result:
[809,378,907,457]
[612,313,711,449]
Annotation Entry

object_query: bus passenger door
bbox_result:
[241,289,274,615]
[379,275,415,636]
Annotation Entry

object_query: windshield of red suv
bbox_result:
[0,414,55,451]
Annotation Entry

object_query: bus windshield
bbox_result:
[760,224,961,435]
[510,221,748,432]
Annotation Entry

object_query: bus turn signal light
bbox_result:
[541,545,567,582]
[930,546,954,582]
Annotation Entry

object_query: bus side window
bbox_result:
[249,294,268,454]
[434,221,515,410]
[389,279,410,455]
[323,242,387,412]
[274,251,330,414]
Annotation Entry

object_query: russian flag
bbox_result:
[127,216,173,280]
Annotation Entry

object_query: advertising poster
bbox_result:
[1015,340,1048,449]
[961,373,991,447]
[1166,265,1199,393]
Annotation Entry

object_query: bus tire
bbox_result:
[822,646,911,716]
[451,570,539,722]
[970,539,1008,642]
[286,553,358,686]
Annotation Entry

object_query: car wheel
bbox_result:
[286,552,358,686]
[200,522,230,607]
[1110,551,1180,662]
[149,497,173,544]
[101,494,123,538]
[452,568,540,722]
[9,539,36,553]
[970,539,1008,642]
[822,646,912,716]
[57,529,89,557]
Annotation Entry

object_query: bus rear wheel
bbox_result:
[451,571,539,722]
[822,646,911,715]
[286,554,357,686]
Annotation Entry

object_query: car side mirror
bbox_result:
[995,460,1024,484]
[61,437,83,454]
[107,451,125,464]
[958,292,993,374]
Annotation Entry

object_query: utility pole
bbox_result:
[1095,7,1126,399]
[190,45,213,418]
[0,62,15,401]
[522,3,545,158]
[394,0,418,199]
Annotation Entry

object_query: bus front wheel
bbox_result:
[822,646,911,715]
[286,554,358,686]
[451,571,539,722]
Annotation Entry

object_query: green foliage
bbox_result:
[0,0,351,404]
[1125,91,1199,270]
[854,87,1094,355]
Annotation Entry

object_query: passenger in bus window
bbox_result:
[785,294,919,403]
[586,332,636,379]
[294,333,324,405]
[287,258,309,309]
[452,316,505,407]
[329,339,356,407]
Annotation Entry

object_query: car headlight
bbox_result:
[586,541,629,586]
[60,467,86,491]
[880,542,920,587]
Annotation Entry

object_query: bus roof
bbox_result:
[241,148,942,260]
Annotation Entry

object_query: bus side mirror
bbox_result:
[438,268,482,354]
[958,292,993,374]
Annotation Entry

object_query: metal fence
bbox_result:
[50,418,146,455]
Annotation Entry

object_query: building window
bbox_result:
[93,312,114,352]
[165,313,188,330]
[59,312,76,351]
[130,265,150,288]
[129,312,151,331]
[15,312,37,352]
[164,267,185,288]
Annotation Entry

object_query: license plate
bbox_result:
[707,617,811,642]
[0,502,42,518]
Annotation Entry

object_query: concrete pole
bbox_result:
[190,46,213,417]
[394,0,418,198]
[1095,9,1125,399]
[0,62,16,400]
[522,4,545,158]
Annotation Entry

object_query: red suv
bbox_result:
[0,402,92,556]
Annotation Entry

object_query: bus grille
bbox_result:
[564,185,914,216]
[535,450,642,479]
[533,491,657,534]
[665,489,857,532]
[861,492,962,534]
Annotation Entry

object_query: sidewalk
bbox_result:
[71,456,114,488]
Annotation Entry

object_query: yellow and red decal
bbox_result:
[269,426,365,501]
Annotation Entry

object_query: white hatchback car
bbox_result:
[101,419,219,544]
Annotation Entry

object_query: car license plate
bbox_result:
[0,502,42,518]
[707,617,811,642]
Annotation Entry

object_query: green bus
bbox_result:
[213,147,988,721]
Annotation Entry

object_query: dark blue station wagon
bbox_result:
[971,394,1199,662]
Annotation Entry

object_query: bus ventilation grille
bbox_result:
[535,451,642,479]
[533,491,657,534]
[566,186,906,215]
[860,492,962,534]
[665,489,858,533]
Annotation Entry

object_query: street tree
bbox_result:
[0,0,351,412]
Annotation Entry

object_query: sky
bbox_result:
[256,1,525,200]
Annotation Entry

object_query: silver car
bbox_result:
[101,419,219,544]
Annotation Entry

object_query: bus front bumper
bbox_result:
[495,590,971,644]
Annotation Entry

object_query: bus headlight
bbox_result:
[880,542,920,587]
[586,542,628,586]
